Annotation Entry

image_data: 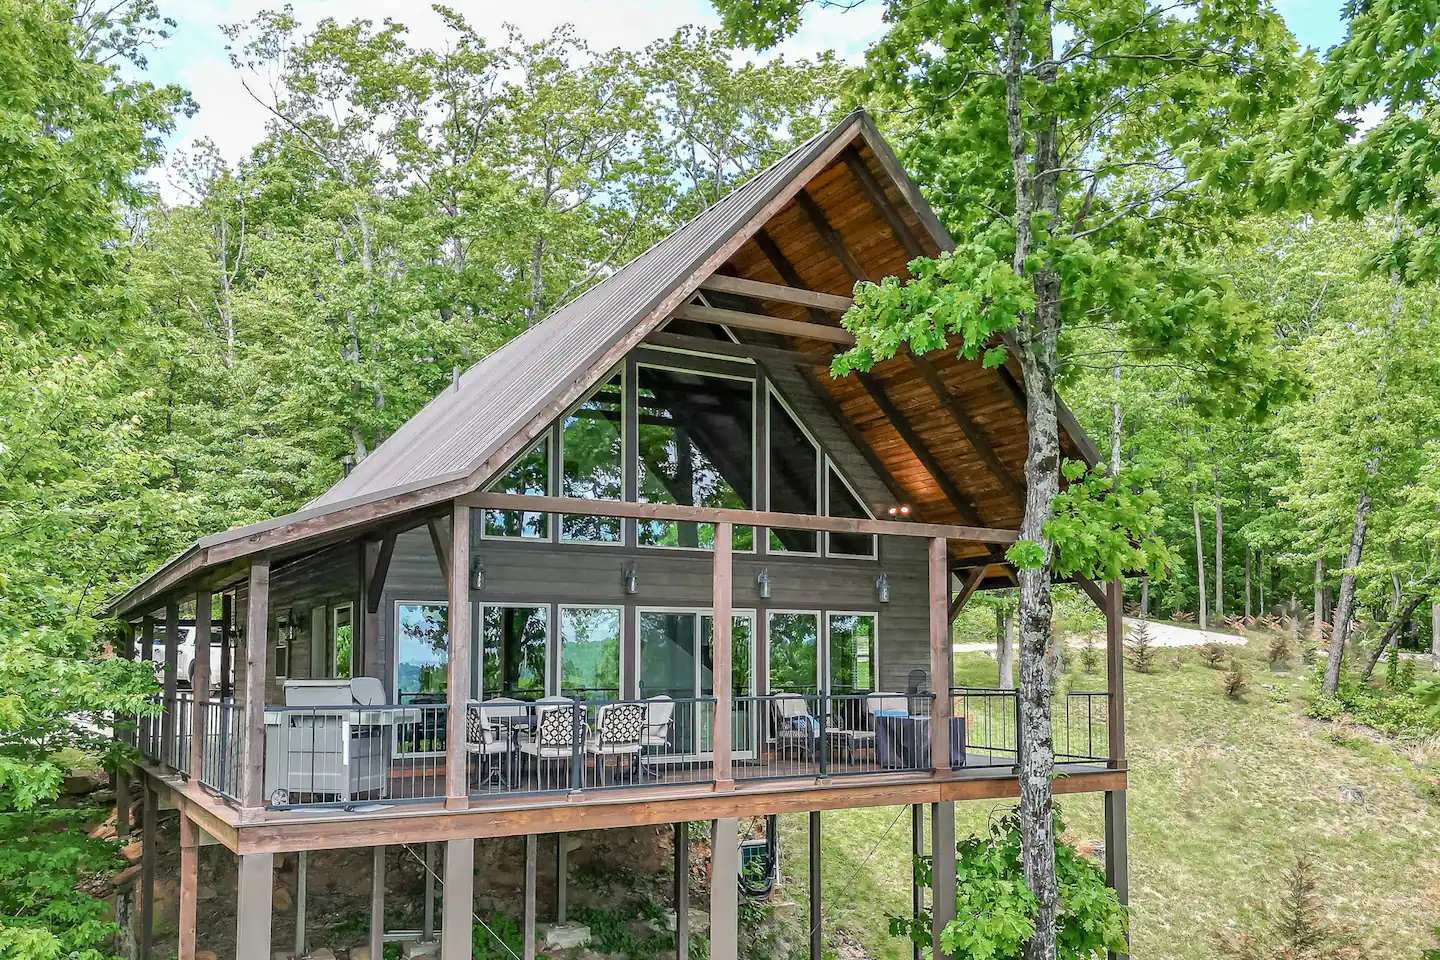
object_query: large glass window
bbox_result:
[484,437,549,539]
[559,606,621,700]
[639,609,754,754]
[478,604,548,699]
[332,603,353,679]
[767,611,819,693]
[637,366,754,550]
[395,602,448,703]
[827,613,877,693]
[767,393,819,553]
[562,373,623,543]
[827,465,876,558]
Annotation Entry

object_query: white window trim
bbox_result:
[559,367,627,547]
[634,606,758,697]
[331,602,354,679]
[763,608,823,693]
[556,603,625,700]
[764,385,822,557]
[824,610,881,695]
[824,460,879,560]
[635,361,758,554]
[474,601,552,700]
[391,599,450,704]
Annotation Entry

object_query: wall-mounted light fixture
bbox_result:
[886,504,912,518]
[623,563,639,595]
[471,556,485,590]
[281,611,298,643]
[875,573,891,604]
[757,568,771,599]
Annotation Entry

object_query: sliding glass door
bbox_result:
[394,601,448,758]
[638,609,754,756]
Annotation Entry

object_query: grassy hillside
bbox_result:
[775,638,1440,960]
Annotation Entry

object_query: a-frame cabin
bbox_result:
[106,109,1127,960]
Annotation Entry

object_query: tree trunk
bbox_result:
[1214,489,1223,622]
[1141,577,1149,619]
[1110,358,1122,477]
[1432,601,1439,672]
[1191,495,1208,630]
[1244,547,1252,620]
[1360,593,1426,681]
[1323,490,1371,696]
[996,606,1016,690]
[1313,556,1325,637]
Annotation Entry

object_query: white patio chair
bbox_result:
[639,696,675,780]
[771,694,818,762]
[585,702,647,785]
[518,698,581,789]
[466,700,516,790]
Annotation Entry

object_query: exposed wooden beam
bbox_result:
[949,566,988,622]
[711,522,733,789]
[700,274,852,313]
[854,371,986,527]
[645,331,834,368]
[427,517,452,583]
[461,492,1019,545]
[794,367,919,515]
[673,302,855,345]
[907,353,1025,505]
[796,189,875,284]
[366,535,396,615]
[241,559,269,812]
[753,229,835,325]
[843,149,926,261]
[1073,574,1108,611]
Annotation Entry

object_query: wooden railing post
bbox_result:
[241,560,270,813]
[162,601,180,765]
[446,502,472,809]
[928,538,951,772]
[191,591,211,781]
[1105,579,1126,767]
[712,521,733,789]
[140,615,155,753]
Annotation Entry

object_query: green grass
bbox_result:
[774,637,1440,960]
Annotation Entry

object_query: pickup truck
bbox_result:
[149,623,232,690]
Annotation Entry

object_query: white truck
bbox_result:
[149,623,232,690]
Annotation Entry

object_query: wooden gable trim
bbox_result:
[671,302,855,345]
[698,274,851,313]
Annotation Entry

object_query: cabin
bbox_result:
[106,109,1129,960]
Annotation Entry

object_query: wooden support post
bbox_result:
[162,600,180,763]
[712,522,734,789]
[442,839,474,960]
[524,834,538,960]
[220,593,234,701]
[178,813,199,960]
[930,802,956,960]
[235,853,274,960]
[191,591,211,780]
[446,502,472,809]
[1104,789,1130,960]
[295,850,308,960]
[370,846,385,960]
[809,811,822,960]
[424,842,437,941]
[241,560,270,812]
[710,819,739,960]
[116,770,130,838]
[556,833,568,924]
[928,539,952,771]
[138,783,156,960]
[910,805,923,960]
[674,823,689,960]
[1106,579,1126,767]
[140,615,154,750]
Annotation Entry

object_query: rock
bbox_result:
[309,949,337,960]
[689,909,710,936]
[348,947,371,960]
[273,885,293,912]
[272,951,295,960]
[121,840,143,862]
[92,789,116,805]
[64,771,108,795]
[401,942,440,959]
[541,923,592,949]
[196,884,216,902]
[1074,839,1106,860]
[1339,785,1365,804]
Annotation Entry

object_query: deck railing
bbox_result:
[198,699,243,801]
[950,687,1112,768]
[733,692,941,781]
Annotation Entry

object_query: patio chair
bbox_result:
[585,702,647,785]
[518,698,581,789]
[771,694,819,763]
[638,696,675,780]
[466,697,526,790]
[822,694,886,766]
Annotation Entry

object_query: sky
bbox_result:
[140,0,1350,179]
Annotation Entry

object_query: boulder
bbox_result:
[273,885,294,912]
[401,942,440,959]
[348,947,371,960]
[64,771,108,795]
[1339,785,1365,804]
[541,923,592,949]
[309,949,337,960]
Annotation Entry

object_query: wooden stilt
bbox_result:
[809,811,822,960]
[556,833,568,924]
[524,834,538,960]
[424,842,436,942]
[370,846,385,960]
[116,771,130,839]
[235,853,274,960]
[674,823,689,960]
[295,850,308,959]
[139,784,156,960]
[442,839,474,960]
[178,813,198,960]
[929,801,956,960]
[710,819,739,960]
[711,524,733,789]
[1105,790,1130,960]
[928,539,952,770]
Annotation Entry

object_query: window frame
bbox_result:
[473,601,552,700]
[391,599,450,705]
[824,610,880,695]
[763,608,823,694]
[480,433,554,543]
[824,460,879,560]
[558,367,627,546]
[556,603,625,701]
[763,384,822,557]
[331,602,354,679]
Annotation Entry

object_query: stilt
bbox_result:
[929,801,956,960]
[556,833,568,924]
[524,834,538,960]
[178,814,198,960]
[139,784,156,960]
[442,839,474,960]
[710,819,739,960]
[295,851,308,959]
[370,846,385,960]
[116,770,130,838]
[910,805,923,960]
[235,853,274,960]
[674,823,689,960]
[1105,789,1130,960]
[424,843,436,942]
[809,811,822,960]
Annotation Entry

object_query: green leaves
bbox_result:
[1046,462,1175,581]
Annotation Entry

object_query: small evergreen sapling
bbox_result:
[1224,657,1249,700]
[1126,620,1158,674]
[1200,642,1230,669]
[1079,634,1101,675]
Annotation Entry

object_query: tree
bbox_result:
[713,2,1300,954]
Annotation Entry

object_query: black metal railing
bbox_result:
[1055,691,1110,763]
[199,699,242,801]
[950,687,1112,768]
[732,692,940,781]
